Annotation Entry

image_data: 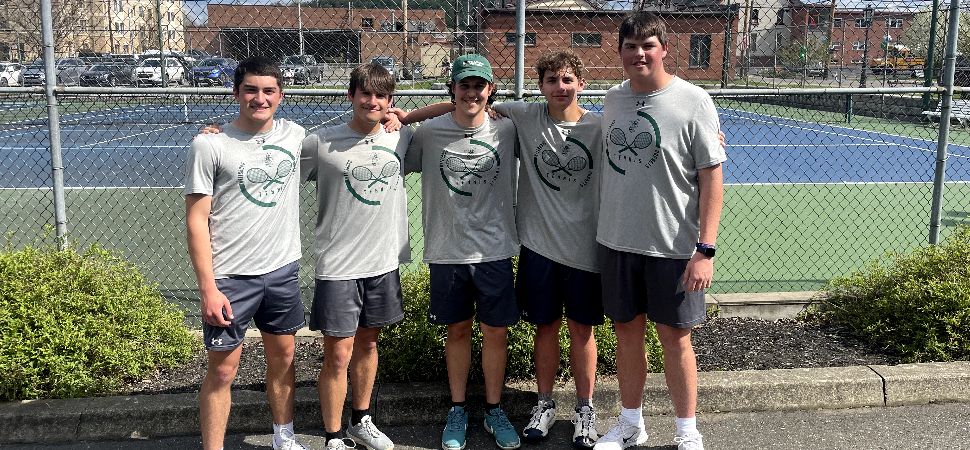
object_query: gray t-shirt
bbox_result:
[597,77,726,259]
[405,113,519,264]
[182,119,306,278]
[301,124,412,280]
[494,101,602,273]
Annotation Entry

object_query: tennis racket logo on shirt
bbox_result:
[343,146,402,206]
[444,155,495,179]
[238,144,297,208]
[532,136,593,192]
[438,139,502,197]
[246,159,294,189]
[351,160,399,187]
[606,110,662,176]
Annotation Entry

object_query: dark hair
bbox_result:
[348,63,396,97]
[618,11,668,50]
[445,79,498,106]
[534,50,584,82]
[233,56,282,92]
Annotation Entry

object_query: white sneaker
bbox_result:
[273,428,310,450]
[347,414,395,450]
[592,416,648,450]
[522,400,557,443]
[571,405,598,448]
[674,433,704,450]
[325,437,358,450]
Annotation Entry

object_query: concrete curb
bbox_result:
[1,362,968,444]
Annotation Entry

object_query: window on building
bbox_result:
[749,31,758,53]
[834,17,843,28]
[689,34,711,68]
[505,32,536,46]
[115,22,124,32]
[775,33,784,48]
[361,17,373,28]
[808,10,827,28]
[571,32,601,47]
[776,8,786,26]
[167,12,174,22]
[852,40,864,50]
[886,18,902,28]
[138,6,144,18]
[114,1,122,12]
[855,18,867,28]
[0,17,7,31]
[79,19,87,29]
[380,20,392,31]
[750,9,759,25]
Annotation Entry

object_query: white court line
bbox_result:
[77,111,237,148]
[0,186,184,190]
[719,107,964,153]
[726,181,970,186]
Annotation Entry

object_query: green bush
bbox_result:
[808,226,970,362]
[0,243,198,400]
[379,266,663,382]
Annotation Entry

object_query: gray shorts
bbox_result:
[599,245,706,328]
[429,259,519,327]
[202,261,306,351]
[309,269,405,337]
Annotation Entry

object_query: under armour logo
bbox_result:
[636,100,647,108]
[464,133,473,138]
[429,314,437,321]
[211,338,223,346]
[364,138,374,144]
[254,137,265,144]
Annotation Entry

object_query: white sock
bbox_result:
[273,421,294,437]
[675,417,698,437]
[620,406,643,426]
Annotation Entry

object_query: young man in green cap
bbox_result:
[403,54,522,450]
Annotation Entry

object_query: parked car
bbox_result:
[189,57,237,86]
[0,62,23,86]
[20,58,86,86]
[186,49,211,60]
[280,54,325,85]
[79,63,133,86]
[133,58,185,86]
[371,56,399,80]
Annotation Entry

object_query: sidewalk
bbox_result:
[2,293,969,445]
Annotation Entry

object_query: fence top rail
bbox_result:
[0,86,960,97]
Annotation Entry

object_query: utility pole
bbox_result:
[825,0,836,79]
[297,0,304,55]
[741,0,752,79]
[859,4,873,87]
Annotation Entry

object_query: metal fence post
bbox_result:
[928,0,961,245]
[40,0,68,249]
[514,0,524,100]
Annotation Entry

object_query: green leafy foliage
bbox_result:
[379,266,663,382]
[809,226,970,362]
[0,243,198,400]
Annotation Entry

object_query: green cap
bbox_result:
[451,54,493,83]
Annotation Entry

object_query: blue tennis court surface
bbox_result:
[1,103,969,188]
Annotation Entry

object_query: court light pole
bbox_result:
[858,4,873,87]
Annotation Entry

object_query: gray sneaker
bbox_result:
[348,414,395,450]
[273,428,310,450]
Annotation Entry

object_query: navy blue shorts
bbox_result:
[516,246,604,326]
[309,269,405,338]
[599,245,706,328]
[202,261,306,351]
[429,259,518,327]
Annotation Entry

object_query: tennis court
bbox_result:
[2,96,969,309]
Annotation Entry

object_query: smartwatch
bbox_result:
[695,242,716,258]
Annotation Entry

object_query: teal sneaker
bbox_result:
[442,406,468,450]
[484,407,521,449]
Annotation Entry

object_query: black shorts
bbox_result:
[516,246,604,326]
[203,261,305,351]
[599,245,706,328]
[309,269,405,337]
[428,259,518,327]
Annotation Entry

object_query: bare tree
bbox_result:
[6,0,87,56]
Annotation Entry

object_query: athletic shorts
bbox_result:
[516,246,604,326]
[202,261,305,351]
[429,259,518,327]
[599,245,706,328]
[309,269,404,337]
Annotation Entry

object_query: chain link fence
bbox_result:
[0,0,967,322]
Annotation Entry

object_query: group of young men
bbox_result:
[184,11,724,450]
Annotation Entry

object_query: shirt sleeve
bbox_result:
[300,133,320,181]
[182,136,216,196]
[689,94,726,169]
[404,125,423,174]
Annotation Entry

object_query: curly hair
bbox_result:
[534,50,585,82]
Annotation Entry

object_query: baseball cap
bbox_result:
[451,54,493,83]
